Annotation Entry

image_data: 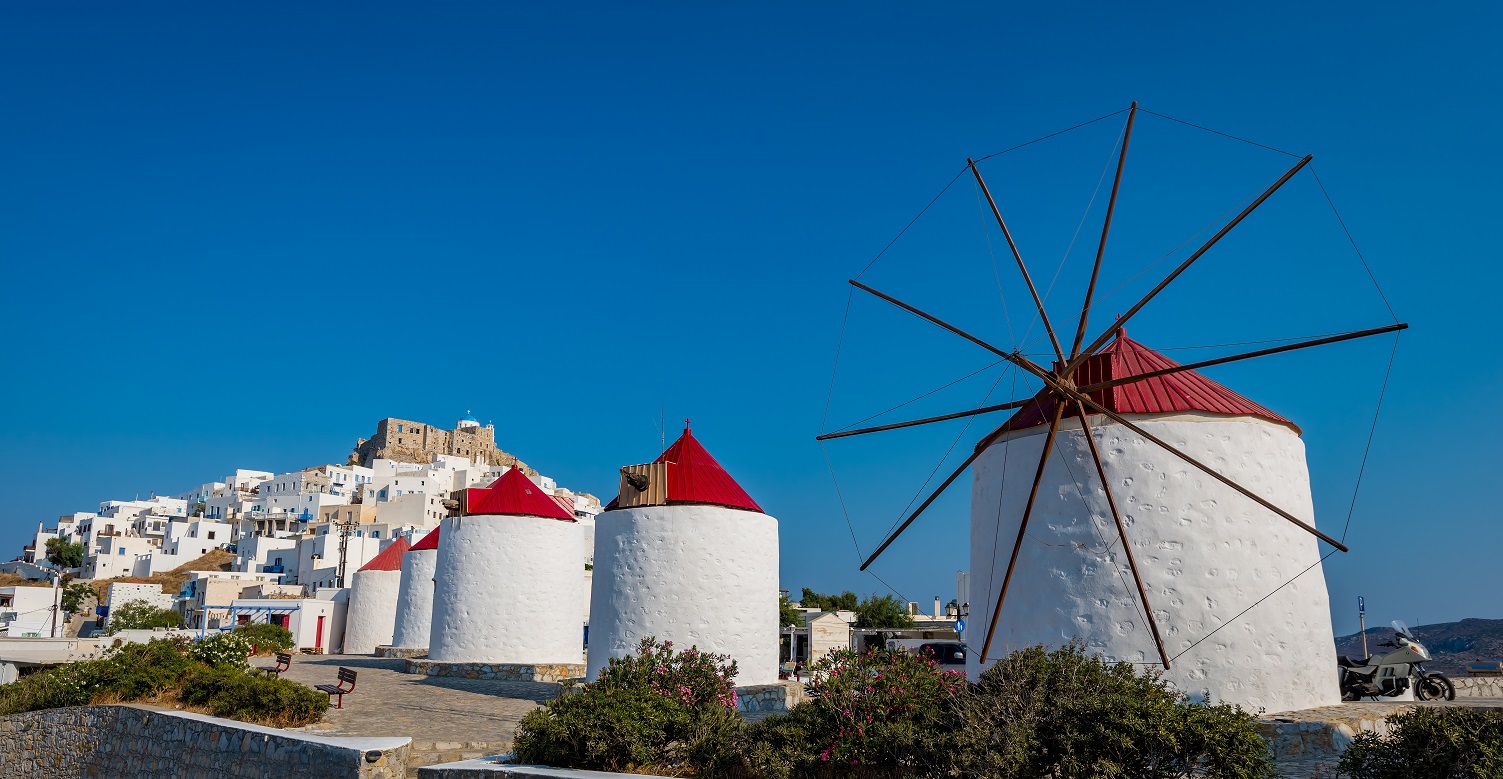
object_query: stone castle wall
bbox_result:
[0,704,410,778]
[353,418,522,468]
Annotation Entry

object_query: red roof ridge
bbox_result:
[464,467,575,521]
[358,536,412,572]
[605,425,763,513]
[408,527,441,551]
[980,334,1298,450]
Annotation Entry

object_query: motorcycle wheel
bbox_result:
[1341,687,1361,701]
[1415,673,1455,701]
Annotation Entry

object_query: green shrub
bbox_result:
[0,668,93,716]
[0,636,322,728]
[514,637,742,775]
[1337,707,1503,778]
[232,623,294,654]
[742,647,963,778]
[106,599,183,632]
[188,632,253,668]
[945,644,1274,779]
[180,665,328,727]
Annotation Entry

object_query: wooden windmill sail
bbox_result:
[819,102,1406,671]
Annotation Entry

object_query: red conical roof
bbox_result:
[981,331,1298,451]
[408,527,440,551]
[606,425,763,513]
[357,536,411,572]
[464,467,575,521]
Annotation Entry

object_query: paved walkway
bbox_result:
[277,654,556,769]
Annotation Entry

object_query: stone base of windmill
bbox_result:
[403,658,586,683]
[374,645,429,659]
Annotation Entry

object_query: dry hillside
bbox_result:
[1335,617,1503,676]
[89,549,236,606]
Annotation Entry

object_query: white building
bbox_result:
[0,586,60,637]
[103,582,176,629]
[966,334,1340,714]
[428,467,584,665]
[227,597,344,652]
[586,426,780,685]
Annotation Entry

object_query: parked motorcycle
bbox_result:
[1338,620,1455,701]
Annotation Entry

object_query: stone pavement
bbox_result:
[278,655,558,773]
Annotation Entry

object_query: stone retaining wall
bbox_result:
[735,681,804,715]
[375,645,429,659]
[1454,676,1503,698]
[0,704,410,778]
[404,659,584,683]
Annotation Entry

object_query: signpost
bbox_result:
[954,618,966,633]
[1358,596,1367,658]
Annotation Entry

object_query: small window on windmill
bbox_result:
[617,462,668,508]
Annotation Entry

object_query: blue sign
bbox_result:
[1358,596,1365,614]
[954,618,966,633]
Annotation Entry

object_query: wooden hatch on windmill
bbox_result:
[818,102,1405,713]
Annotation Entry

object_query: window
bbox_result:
[207,531,215,540]
[372,530,380,538]
[118,548,126,555]
[396,425,403,433]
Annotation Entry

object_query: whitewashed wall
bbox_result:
[587,505,779,685]
[967,413,1340,714]
[391,548,438,650]
[427,515,585,664]
[342,569,402,654]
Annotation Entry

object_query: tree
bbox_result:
[61,583,94,614]
[798,588,858,612]
[45,538,85,569]
[779,595,803,628]
[107,600,182,633]
[854,593,916,629]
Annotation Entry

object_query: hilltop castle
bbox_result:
[350,414,524,469]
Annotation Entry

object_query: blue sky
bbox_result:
[0,3,1496,636]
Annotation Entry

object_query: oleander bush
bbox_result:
[1337,707,1503,779]
[514,637,743,775]
[0,637,325,727]
[741,647,963,778]
[944,644,1274,779]
[232,623,295,654]
[517,641,1277,779]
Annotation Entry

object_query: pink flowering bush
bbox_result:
[595,637,739,710]
[742,646,963,778]
[514,637,743,775]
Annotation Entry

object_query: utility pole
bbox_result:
[48,571,60,638]
[335,517,359,588]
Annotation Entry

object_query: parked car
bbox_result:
[918,642,967,666]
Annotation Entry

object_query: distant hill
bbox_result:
[1335,618,1503,675]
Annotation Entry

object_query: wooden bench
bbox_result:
[315,667,358,709]
[257,652,292,677]
[1468,662,1503,676]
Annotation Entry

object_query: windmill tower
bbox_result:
[343,535,411,655]
[427,466,584,665]
[390,526,440,653]
[819,103,1405,714]
[587,424,779,685]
